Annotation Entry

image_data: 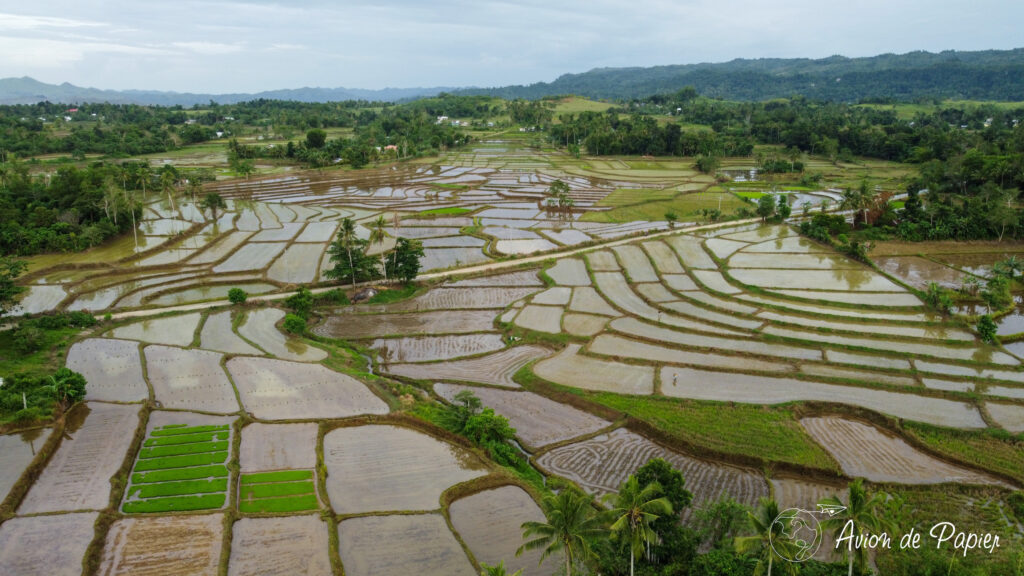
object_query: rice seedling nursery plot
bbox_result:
[323,424,488,514]
[227,356,387,419]
[122,416,232,514]
[19,403,141,514]
[337,514,477,576]
[449,486,558,576]
[239,470,319,513]
[98,514,224,576]
[800,416,1008,485]
[228,516,331,576]
[0,512,99,576]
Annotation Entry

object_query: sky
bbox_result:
[0,0,1022,93]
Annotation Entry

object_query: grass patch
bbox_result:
[0,325,80,381]
[903,423,1024,484]
[122,493,226,514]
[366,283,420,305]
[138,440,229,459]
[131,464,230,484]
[132,451,229,471]
[240,470,313,484]
[240,480,315,499]
[588,393,838,472]
[418,206,472,216]
[733,190,768,199]
[239,494,319,514]
[595,187,679,207]
[127,478,227,499]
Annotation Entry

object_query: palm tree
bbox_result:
[603,477,673,576]
[200,192,227,222]
[734,498,798,576]
[369,215,388,283]
[159,168,177,212]
[479,561,522,576]
[819,479,890,576]
[517,489,604,576]
[339,218,357,287]
[137,162,151,199]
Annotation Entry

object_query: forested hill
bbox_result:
[0,77,453,106]
[458,49,1024,102]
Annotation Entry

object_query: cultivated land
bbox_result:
[3,131,1023,573]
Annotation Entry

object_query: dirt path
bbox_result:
[108,217,762,321]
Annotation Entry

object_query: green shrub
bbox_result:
[977,314,998,343]
[282,314,306,334]
[228,287,247,305]
[12,325,44,354]
[284,287,313,319]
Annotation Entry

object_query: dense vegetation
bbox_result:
[463,49,1024,102]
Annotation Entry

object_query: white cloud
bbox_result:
[0,36,173,70]
[171,41,246,55]
[0,13,106,31]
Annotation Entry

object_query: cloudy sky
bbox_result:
[1,0,1021,93]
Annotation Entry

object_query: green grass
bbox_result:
[595,187,680,207]
[903,423,1024,484]
[366,283,420,304]
[240,481,315,500]
[138,440,228,459]
[0,325,81,381]
[551,96,615,115]
[132,451,229,471]
[131,464,230,484]
[588,393,839,471]
[418,206,473,216]
[240,470,313,484]
[430,183,470,191]
[151,424,229,437]
[239,494,319,513]
[127,478,227,499]
[143,431,228,447]
[733,190,768,199]
[122,493,226,514]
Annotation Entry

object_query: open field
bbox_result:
[337,514,476,576]
[0,513,98,576]
[67,338,149,403]
[385,345,551,388]
[450,486,557,576]
[98,514,224,575]
[228,516,331,575]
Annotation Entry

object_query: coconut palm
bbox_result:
[369,215,388,283]
[517,489,604,576]
[819,478,891,576]
[338,218,357,287]
[200,192,227,222]
[603,476,673,576]
[734,498,798,576]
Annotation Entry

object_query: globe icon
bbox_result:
[769,508,823,563]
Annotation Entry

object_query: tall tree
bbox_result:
[518,489,604,576]
[390,237,425,284]
[369,215,389,283]
[0,256,28,315]
[603,476,673,576]
[335,218,358,287]
[734,498,798,576]
[819,479,890,576]
[200,192,227,221]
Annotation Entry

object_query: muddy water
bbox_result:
[110,312,202,347]
[874,256,966,290]
[0,429,50,501]
[0,512,99,576]
[149,282,277,306]
[228,517,331,576]
[383,345,550,389]
[337,514,476,576]
[67,339,148,403]
[200,311,261,355]
[370,334,505,363]
[315,309,499,339]
[144,346,239,414]
[239,422,318,472]
[323,425,487,514]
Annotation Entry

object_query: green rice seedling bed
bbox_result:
[122,493,226,514]
[150,424,230,437]
[143,430,229,447]
[240,480,315,500]
[131,464,230,484]
[138,441,229,459]
[132,451,229,471]
[239,470,314,484]
[127,478,228,499]
[239,494,319,514]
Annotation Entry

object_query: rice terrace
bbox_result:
[2,47,1024,576]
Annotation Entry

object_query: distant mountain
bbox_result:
[4,48,1023,106]
[457,49,1024,102]
[0,77,452,106]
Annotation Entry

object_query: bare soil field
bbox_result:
[449,486,558,576]
[337,514,476,576]
[314,309,498,339]
[67,338,149,403]
[109,312,202,347]
[98,514,224,576]
[0,429,49,501]
[0,512,98,576]
[534,343,654,394]
[144,345,239,413]
[323,424,488,514]
[371,334,506,363]
[228,516,331,576]
[19,403,140,513]
[228,356,388,419]
[383,345,551,388]
[239,422,318,472]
